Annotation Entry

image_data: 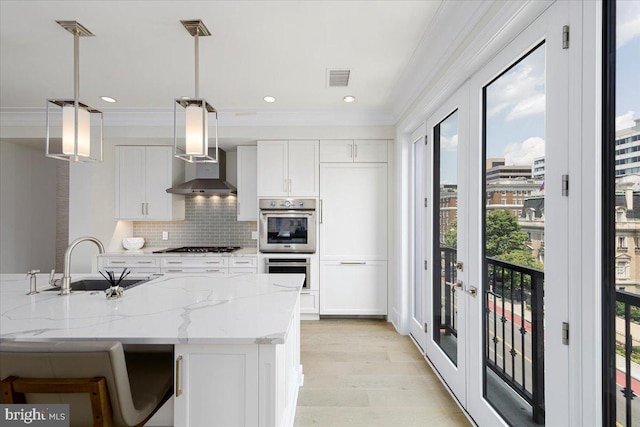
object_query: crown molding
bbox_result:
[0,107,396,131]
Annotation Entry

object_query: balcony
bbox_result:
[615,289,640,426]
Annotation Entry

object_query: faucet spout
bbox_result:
[60,236,106,295]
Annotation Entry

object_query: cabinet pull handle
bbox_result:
[320,200,323,224]
[289,178,292,193]
[206,269,221,272]
[111,261,126,264]
[137,261,154,264]
[168,261,182,264]
[355,144,358,159]
[141,203,145,215]
[167,269,183,272]
[205,261,221,265]
[237,201,240,216]
[175,355,183,397]
[234,261,250,264]
[340,261,367,265]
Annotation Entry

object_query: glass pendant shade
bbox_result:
[174,98,218,163]
[46,99,103,162]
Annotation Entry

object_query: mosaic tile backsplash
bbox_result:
[133,195,257,248]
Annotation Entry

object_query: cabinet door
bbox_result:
[320,261,387,315]
[257,141,288,197]
[319,140,353,163]
[145,146,173,220]
[174,345,258,427]
[115,146,146,219]
[354,140,388,163]
[320,163,387,260]
[288,140,319,197]
[237,146,258,221]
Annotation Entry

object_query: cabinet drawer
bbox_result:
[103,267,161,275]
[161,258,228,268]
[162,267,227,274]
[228,267,257,274]
[229,257,257,268]
[300,291,319,314]
[104,258,159,268]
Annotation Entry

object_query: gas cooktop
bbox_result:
[153,246,241,254]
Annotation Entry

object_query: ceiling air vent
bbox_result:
[327,69,351,87]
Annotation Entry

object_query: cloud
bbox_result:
[441,133,458,152]
[618,1,640,48]
[506,93,546,121]
[486,48,545,120]
[503,136,545,166]
[617,111,637,131]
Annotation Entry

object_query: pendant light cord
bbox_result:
[194,27,199,99]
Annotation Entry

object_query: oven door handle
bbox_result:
[261,211,315,216]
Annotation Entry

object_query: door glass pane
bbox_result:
[414,141,424,327]
[434,110,459,365]
[613,1,640,425]
[483,43,546,425]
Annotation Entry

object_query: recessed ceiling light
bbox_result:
[100,96,117,103]
[343,95,356,103]
[263,96,276,103]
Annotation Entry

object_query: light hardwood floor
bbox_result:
[294,319,471,426]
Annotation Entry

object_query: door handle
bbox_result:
[453,280,463,290]
[466,286,478,297]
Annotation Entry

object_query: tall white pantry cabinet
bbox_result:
[319,140,388,315]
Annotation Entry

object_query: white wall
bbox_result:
[0,141,57,273]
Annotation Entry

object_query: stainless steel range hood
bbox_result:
[166,149,237,195]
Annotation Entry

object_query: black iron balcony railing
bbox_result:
[485,257,545,424]
[615,288,640,427]
[441,246,458,337]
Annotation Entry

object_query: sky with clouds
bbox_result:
[616,1,640,131]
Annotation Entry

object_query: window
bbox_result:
[616,261,630,279]
[618,236,627,249]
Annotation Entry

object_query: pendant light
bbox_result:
[46,21,103,162]
[174,20,218,163]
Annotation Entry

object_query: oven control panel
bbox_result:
[259,199,316,210]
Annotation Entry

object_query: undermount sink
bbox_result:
[45,278,151,292]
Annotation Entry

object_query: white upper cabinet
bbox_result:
[320,140,388,163]
[115,146,184,221]
[257,140,319,197]
[236,146,258,221]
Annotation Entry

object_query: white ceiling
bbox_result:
[0,0,448,125]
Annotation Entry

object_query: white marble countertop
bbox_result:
[100,247,258,257]
[0,273,302,345]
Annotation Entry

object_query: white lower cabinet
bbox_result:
[174,297,301,427]
[300,291,319,315]
[319,261,387,315]
[174,345,259,427]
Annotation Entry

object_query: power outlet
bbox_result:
[162,231,169,241]
[251,231,258,240]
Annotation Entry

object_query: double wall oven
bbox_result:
[260,199,316,290]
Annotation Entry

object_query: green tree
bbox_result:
[442,209,540,268]
[484,210,529,258]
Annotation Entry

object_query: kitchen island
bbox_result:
[0,272,304,427]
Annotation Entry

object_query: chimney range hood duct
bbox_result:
[166,148,237,195]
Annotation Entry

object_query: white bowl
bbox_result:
[122,237,145,250]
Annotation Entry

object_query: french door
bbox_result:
[416,1,571,425]
[424,84,470,407]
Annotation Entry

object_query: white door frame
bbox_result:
[466,1,570,424]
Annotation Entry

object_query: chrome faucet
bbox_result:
[60,236,106,295]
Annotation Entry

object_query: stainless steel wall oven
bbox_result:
[259,199,316,253]
[264,258,310,289]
